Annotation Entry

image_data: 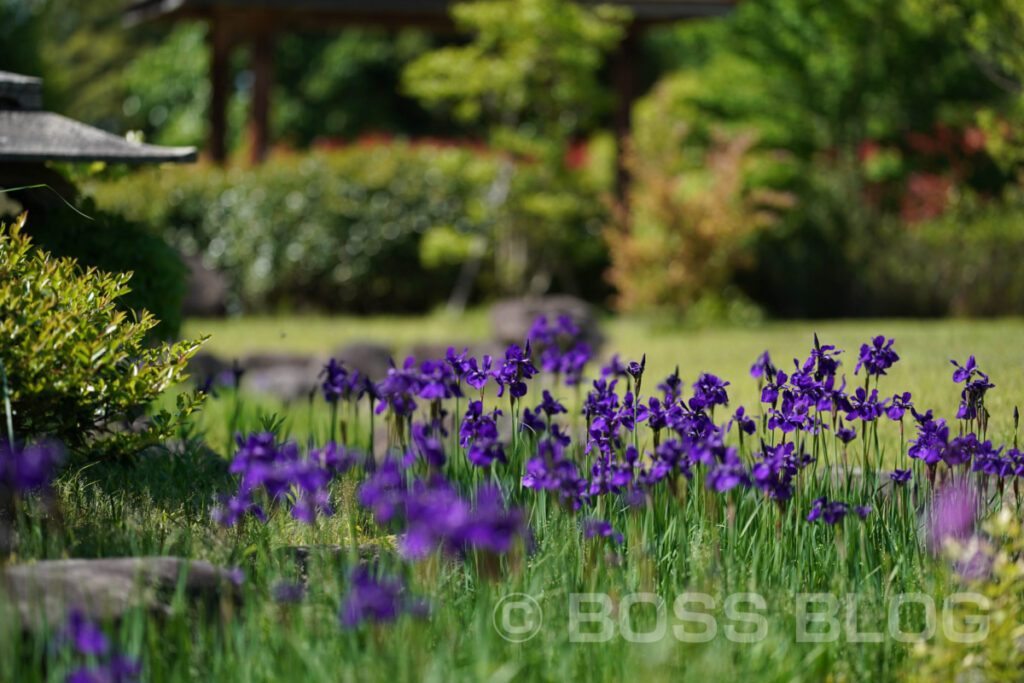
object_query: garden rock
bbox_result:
[2,557,243,630]
[491,295,603,349]
[330,342,394,381]
[242,356,321,402]
[187,352,234,386]
[181,254,230,317]
[407,341,505,363]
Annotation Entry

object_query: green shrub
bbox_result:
[866,199,1024,316]
[88,143,610,313]
[0,215,205,459]
[23,198,187,340]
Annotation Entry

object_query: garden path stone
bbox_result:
[491,295,603,349]
[2,557,243,630]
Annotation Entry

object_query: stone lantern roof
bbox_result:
[0,71,196,164]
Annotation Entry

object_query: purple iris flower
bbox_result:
[807,333,843,379]
[465,355,493,391]
[835,427,857,444]
[445,347,469,380]
[651,368,681,406]
[855,336,899,376]
[272,581,307,604]
[375,357,423,416]
[950,357,995,421]
[320,358,362,403]
[583,518,624,544]
[886,392,913,420]
[411,423,446,468]
[601,354,629,378]
[750,351,775,380]
[0,438,64,492]
[459,401,505,467]
[523,438,588,508]
[908,409,949,465]
[339,568,426,628]
[219,433,352,526]
[705,448,749,492]
[889,469,912,485]
[493,343,537,398]
[806,497,851,524]
[929,483,978,551]
[951,356,981,383]
[520,407,547,435]
[358,459,406,523]
[943,434,985,468]
[768,395,812,433]
[211,491,267,527]
[761,369,788,405]
[626,354,646,385]
[68,656,142,683]
[845,388,888,422]
[728,406,756,435]
[537,390,567,417]
[60,608,110,656]
[689,373,730,410]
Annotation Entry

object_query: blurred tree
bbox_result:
[912,0,1024,169]
[628,0,1014,318]
[402,0,628,297]
[274,28,443,146]
[0,0,47,79]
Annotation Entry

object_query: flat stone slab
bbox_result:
[2,557,242,629]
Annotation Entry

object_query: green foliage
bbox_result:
[911,508,1024,681]
[23,198,187,340]
[605,124,788,316]
[867,196,1024,316]
[90,144,611,312]
[122,23,211,147]
[89,146,481,312]
[273,28,440,146]
[631,0,1015,318]
[0,216,205,458]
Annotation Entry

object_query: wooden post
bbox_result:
[208,18,230,164]
[249,28,274,164]
[613,26,640,198]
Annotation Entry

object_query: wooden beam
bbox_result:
[249,27,274,164]
[208,17,230,164]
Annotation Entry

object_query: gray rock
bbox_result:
[406,341,505,363]
[182,254,229,317]
[244,362,320,403]
[187,352,233,385]
[330,342,393,381]
[2,557,242,629]
[491,295,603,350]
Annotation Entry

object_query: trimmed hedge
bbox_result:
[89,143,611,314]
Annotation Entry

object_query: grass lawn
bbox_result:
[6,314,1023,682]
